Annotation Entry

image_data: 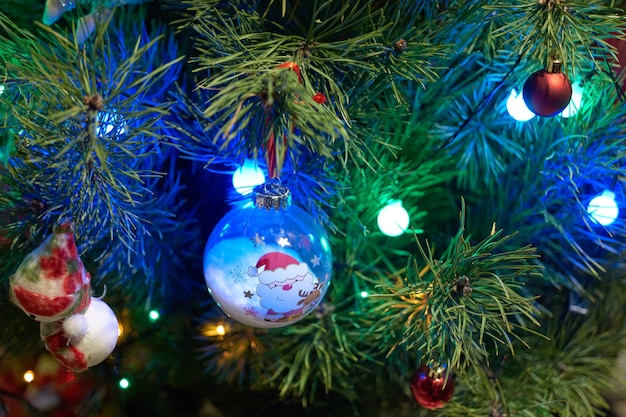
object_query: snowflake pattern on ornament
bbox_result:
[298,234,312,250]
[250,233,265,248]
[229,264,247,283]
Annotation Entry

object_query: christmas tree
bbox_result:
[0,1,625,416]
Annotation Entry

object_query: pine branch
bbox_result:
[369,202,543,373]
[0,10,183,259]
[198,283,371,405]
[486,1,624,74]
[509,287,626,417]
[181,0,448,174]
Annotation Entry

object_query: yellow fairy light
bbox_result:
[201,322,229,337]
[23,370,35,383]
[118,322,124,338]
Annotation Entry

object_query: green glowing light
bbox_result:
[148,309,160,321]
[119,378,130,389]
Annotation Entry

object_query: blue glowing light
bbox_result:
[506,89,535,122]
[232,160,265,196]
[377,200,410,237]
[559,82,583,118]
[98,111,126,136]
[587,190,619,226]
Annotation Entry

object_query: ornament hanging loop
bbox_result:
[263,61,302,179]
[265,129,287,180]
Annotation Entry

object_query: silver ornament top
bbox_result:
[253,182,292,210]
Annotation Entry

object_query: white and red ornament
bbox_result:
[523,58,572,117]
[9,222,91,322]
[9,222,119,372]
[410,365,455,410]
[203,181,332,328]
[41,297,120,373]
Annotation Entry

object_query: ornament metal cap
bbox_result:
[253,182,292,210]
[547,57,563,74]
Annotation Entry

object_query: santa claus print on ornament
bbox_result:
[248,252,322,323]
[203,184,333,328]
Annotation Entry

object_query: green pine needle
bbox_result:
[370,202,543,372]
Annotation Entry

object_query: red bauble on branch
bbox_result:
[410,365,455,410]
[522,58,572,117]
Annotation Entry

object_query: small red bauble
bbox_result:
[410,365,455,409]
[522,65,572,117]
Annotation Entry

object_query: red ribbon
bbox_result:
[265,62,302,179]
[276,61,302,83]
[264,63,326,178]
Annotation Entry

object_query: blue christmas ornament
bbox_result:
[203,182,332,328]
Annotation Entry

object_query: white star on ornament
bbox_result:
[277,237,291,247]
[311,254,321,267]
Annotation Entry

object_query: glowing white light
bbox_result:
[148,309,160,321]
[587,190,619,226]
[560,82,583,118]
[377,200,410,237]
[23,370,35,383]
[98,111,126,136]
[119,378,130,389]
[360,291,369,298]
[0,85,5,95]
[506,89,535,122]
[232,160,265,196]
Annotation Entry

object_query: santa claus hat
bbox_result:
[248,252,309,284]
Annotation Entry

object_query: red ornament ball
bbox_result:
[522,69,572,117]
[410,366,455,409]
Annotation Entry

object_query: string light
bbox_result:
[201,322,230,337]
[232,160,265,195]
[148,309,160,322]
[506,89,534,122]
[23,370,35,383]
[559,82,583,118]
[587,190,619,226]
[119,378,130,389]
[360,291,369,298]
[98,111,126,136]
[377,200,410,237]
